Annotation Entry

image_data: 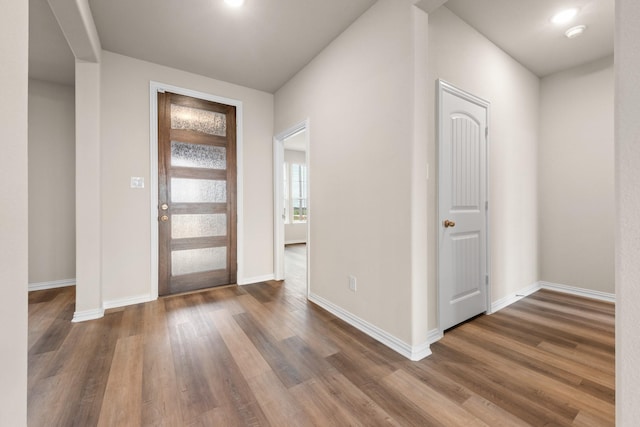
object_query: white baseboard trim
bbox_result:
[285,240,307,245]
[29,278,76,291]
[72,307,104,323]
[539,281,615,303]
[410,341,432,361]
[238,274,275,286]
[491,282,541,313]
[490,281,616,314]
[427,328,443,344]
[308,292,431,361]
[103,294,154,310]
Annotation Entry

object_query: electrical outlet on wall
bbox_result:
[348,275,357,292]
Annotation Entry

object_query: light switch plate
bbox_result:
[130,177,144,189]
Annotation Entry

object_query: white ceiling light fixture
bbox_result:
[224,0,244,7]
[565,25,587,38]
[551,8,578,25]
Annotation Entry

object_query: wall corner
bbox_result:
[75,60,103,317]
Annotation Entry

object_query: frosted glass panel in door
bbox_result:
[158,91,237,295]
[171,247,227,276]
[170,104,226,136]
[171,214,227,239]
[171,141,226,170]
[171,178,227,203]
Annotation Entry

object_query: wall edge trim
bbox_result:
[72,307,104,323]
[490,282,541,313]
[28,278,76,291]
[308,292,431,361]
[490,281,615,315]
[427,328,443,344]
[539,281,615,303]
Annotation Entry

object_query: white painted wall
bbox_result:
[284,149,307,244]
[275,0,429,346]
[0,0,28,423]
[99,51,274,304]
[428,7,540,327]
[539,57,614,294]
[28,79,76,285]
[616,0,640,421]
[75,60,103,319]
[410,6,431,348]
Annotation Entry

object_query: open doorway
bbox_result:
[274,120,309,296]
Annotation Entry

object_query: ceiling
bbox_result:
[89,0,377,93]
[445,0,614,77]
[28,0,614,91]
[29,0,75,85]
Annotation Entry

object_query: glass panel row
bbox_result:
[171,104,226,136]
[171,247,227,276]
[171,141,226,170]
[171,214,227,239]
[171,178,227,203]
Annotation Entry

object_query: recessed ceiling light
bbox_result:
[225,0,244,7]
[565,25,587,38]
[551,8,578,25]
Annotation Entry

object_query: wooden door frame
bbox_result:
[273,119,310,298]
[436,79,492,336]
[149,81,244,300]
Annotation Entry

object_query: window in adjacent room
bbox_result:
[283,162,307,223]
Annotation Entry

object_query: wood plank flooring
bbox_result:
[28,245,614,426]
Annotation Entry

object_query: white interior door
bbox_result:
[438,80,490,331]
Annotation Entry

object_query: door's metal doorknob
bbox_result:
[160,215,169,222]
[443,219,456,228]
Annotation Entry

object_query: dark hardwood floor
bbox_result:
[28,246,614,426]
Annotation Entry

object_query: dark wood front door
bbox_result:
[158,92,237,296]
